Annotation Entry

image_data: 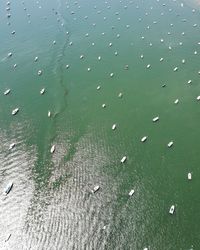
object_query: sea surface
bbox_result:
[0,0,200,249]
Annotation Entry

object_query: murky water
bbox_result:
[0,0,200,249]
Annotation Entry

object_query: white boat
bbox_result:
[4,89,10,95]
[92,185,100,193]
[87,67,91,71]
[34,56,38,62]
[80,55,84,59]
[140,54,144,59]
[188,172,192,180]
[197,96,200,101]
[152,116,159,122]
[9,143,15,150]
[40,88,45,95]
[50,145,55,154]
[112,124,116,130]
[102,104,106,108]
[97,85,101,90]
[121,156,127,163]
[141,136,147,142]
[4,182,13,195]
[169,205,175,214]
[182,59,185,64]
[38,70,42,75]
[7,52,12,57]
[48,111,51,117]
[98,56,101,60]
[160,57,164,62]
[12,108,19,115]
[146,64,151,69]
[167,141,173,147]
[188,80,192,84]
[110,72,114,77]
[118,92,123,98]
[128,189,135,196]
[174,99,179,104]
[173,67,178,72]
[66,64,70,69]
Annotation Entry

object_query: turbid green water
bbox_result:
[0,0,200,249]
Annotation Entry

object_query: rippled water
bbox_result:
[1,0,200,249]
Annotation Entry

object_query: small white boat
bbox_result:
[34,56,38,62]
[13,63,17,68]
[4,182,13,195]
[140,54,144,59]
[174,99,179,104]
[48,111,51,117]
[182,59,185,64]
[12,108,19,115]
[121,156,127,163]
[188,80,192,84]
[53,40,56,45]
[114,51,118,56]
[112,124,116,130]
[109,42,112,47]
[87,67,91,71]
[102,104,106,108]
[160,57,164,62]
[7,52,12,57]
[169,205,175,214]
[9,143,15,150]
[146,64,151,69]
[197,96,200,101]
[92,185,100,193]
[50,145,55,154]
[167,141,173,148]
[98,56,101,60]
[66,64,70,69]
[40,88,45,95]
[97,85,101,90]
[152,116,159,122]
[188,172,192,180]
[118,92,123,98]
[173,67,178,72]
[38,70,42,75]
[80,55,84,59]
[4,89,10,95]
[141,136,147,142]
[110,72,114,77]
[128,189,135,196]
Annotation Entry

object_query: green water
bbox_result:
[0,0,200,249]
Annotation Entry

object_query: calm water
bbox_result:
[0,0,200,249]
